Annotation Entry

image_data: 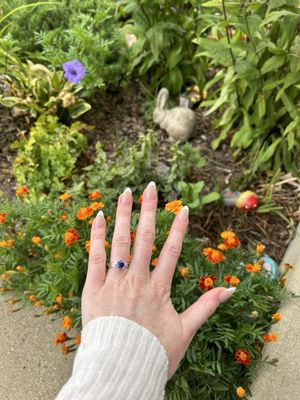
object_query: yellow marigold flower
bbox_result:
[165,200,183,214]
[89,202,105,211]
[31,236,41,245]
[220,231,236,239]
[218,243,228,251]
[16,265,26,272]
[236,387,246,398]
[178,267,189,278]
[151,258,158,267]
[256,243,265,254]
[74,333,81,345]
[272,313,281,322]
[88,191,102,200]
[59,193,71,201]
[229,276,240,286]
[77,207,93,220]
[16,186,29,197]
[56,294,64,304]
[35,301,43,307]
[29,294,37,302]
[62,315,73,330]
[1,273,9,280]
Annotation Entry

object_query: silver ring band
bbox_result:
[110,260,129,270]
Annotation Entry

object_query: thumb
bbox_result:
[180,287,236,341]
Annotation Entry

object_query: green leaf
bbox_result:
[68,102,91,119]
[261,55,285,75]
[146,26,164,61]
[202,192,220,204]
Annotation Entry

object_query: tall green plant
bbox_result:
[196,0,300,176]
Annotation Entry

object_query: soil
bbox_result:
[0,81,299,263]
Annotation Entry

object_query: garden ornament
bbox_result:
[153,88,196,141]
[235,190,259,210]
[260,255,281,280]
[221,188,241,207]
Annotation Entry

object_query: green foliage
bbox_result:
[196,0,300,176]
[119,0,207,94]
[0,192,293,399]
[77,130,218,212]
[12,115,88,194]
[0,51,91,121]
[0,0,130,93]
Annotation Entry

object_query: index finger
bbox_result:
[151,206,189,290]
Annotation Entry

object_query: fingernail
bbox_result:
[122,187,132,205]
[95,210,104,228]
[178,206,189,223]
[219,287,236,303]
[144,181,157,200]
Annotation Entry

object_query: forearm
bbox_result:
[55,316,168,400]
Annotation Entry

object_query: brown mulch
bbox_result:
[0,82,299,263]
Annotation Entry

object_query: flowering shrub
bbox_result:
[0,191,293,399]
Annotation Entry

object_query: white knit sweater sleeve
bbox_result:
[55,316,169,400]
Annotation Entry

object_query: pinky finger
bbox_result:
[86,211,107,288]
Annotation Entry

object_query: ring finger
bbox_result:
[106,187,132,282]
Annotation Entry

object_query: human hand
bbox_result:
[81,182,236,379]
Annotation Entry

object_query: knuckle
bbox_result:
[167,244,181,258]
[113,234,131,246]
[140,229,155,244]
[201,300,217,320]
[89,251,106,266]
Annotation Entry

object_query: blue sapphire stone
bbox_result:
[117,260,125,269]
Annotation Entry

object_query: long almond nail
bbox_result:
[144,181,156,200]
[219,287,236,303]
[122,187,132,205]
[178,206,189,223]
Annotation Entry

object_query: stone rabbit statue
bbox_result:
[153,88,196,141]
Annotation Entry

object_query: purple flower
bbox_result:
[62,60,86,84]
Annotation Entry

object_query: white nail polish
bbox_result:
[219,287,236,303]
[123,187,131,194]
[178,205,189,222]
[147,181,156,188]
[97,210,104,218]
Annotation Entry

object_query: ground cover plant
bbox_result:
[0,189,294,399]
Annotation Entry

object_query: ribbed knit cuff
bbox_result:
[55,316,169,400]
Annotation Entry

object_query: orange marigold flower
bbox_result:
[74,333,81,345]
[54,332,68,345]
[35,301,43,307]
[16,265,26,272]
[280,276,286,286]
[31,236,41,245]
[263,332,278,342]
[130,231,136,242]
[229,276,240,286]
[236,387,246,398]
[104,240,111,249]
[61,344,69,354]
[128,253,133,263]
[1,273,9,280]
[64,229,79,247]
[138,195,143,204]
[203,247,225,264]
[0,239,14,248]
[256,243,265,254]
[223,275,232,283]
[9,299,17,305]
[56,294,64,304]
[62,315,73,330]
[218,243,228,251]
[165,200,183,215]
[198,274,217,291]
[151,258,158,267]
[178,267,189,278]
[76,207,93,220]
[235,349,251,365]
[88,191,102,200]
[272,313,281,322]
[59,193,71,201]
[220,231,236,239]
[252,263,261,273]
[53,304,61,311]
[152,244,157,253]
[16,186,29,197]
[245,263,254,273]
[89,202,104,211]
[88,218,94,225]
[85,240,91,253]
[106,215,112,223]
[60,214,68,221]
[284,263,294,271]
[29,294,37,302]
[0,212,7,224]
[224,236,240,249]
